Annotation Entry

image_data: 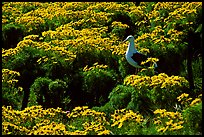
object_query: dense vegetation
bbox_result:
[2,2,202,135]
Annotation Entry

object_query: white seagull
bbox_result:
[123,35,158,73]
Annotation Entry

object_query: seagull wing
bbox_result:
[131,52,150,67]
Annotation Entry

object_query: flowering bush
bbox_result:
[153,109,184,134]
[29,77,69,109]
[123,73,189,112]
[80,62,118,107]
[2,92,202,135]
[2,2,202,135]
[2,69,23,110]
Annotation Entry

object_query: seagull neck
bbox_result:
[128,40,137,52]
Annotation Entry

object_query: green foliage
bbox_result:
[108,85,133,110]
[29,77,69,109]
[92,102,115,117]
[182,102,202,134]
[2,69,23,110]
[3,46,74,110]
[29,77,52,107]
[2,23,25,49]
[118,58,129,78]
[2,86,23,110]
[118,57,136,78]
[80,67,118,107]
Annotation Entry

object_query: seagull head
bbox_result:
[123,35,134,42]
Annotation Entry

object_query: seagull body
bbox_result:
[123,35,158,69]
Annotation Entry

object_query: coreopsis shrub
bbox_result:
[2,105,68,135]
[153,109,184,135]
[182,102,202,134]
[152,93,202,135]
[123,73,189,113]
[80,62,118,107]
[131,2,202,75]
[109,108,145,135]
[176,93,202,134]
[133,2,202,54]
[107,85,134,110]
[92,84,135,117]
[29,77,70,109]
[2,43,75,109]
[66,106,111,135]
[2,69,23,110]
[2,38,76,79]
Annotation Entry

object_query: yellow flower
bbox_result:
[198,94,202,98]
[157,127,165,132]
[170,125,183,131]
[97,130,111,135]
[185,97,192,102]
[154,109,166,114]
[166,119,173,126]
[177,93,189,102]
[139,48,150,54]
[118,122,123,128]
[163,126,169,132]
[37,58,42,63]
[177,121,184,125]
[111,21,129,28]
[190,98,201,106]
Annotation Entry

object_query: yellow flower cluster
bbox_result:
[91,2,133,13]
[129,4,146,18]
[2,48,19,58]
[2,2,155,58]
[177,93,202,107]
[15,16,45,32]
[23,35,40,41]
[2,69,23,98]
[2,2,43,25]
[111,42,127,55]
[83,62,108,72]
[134,2,202,52]
[67,106,110,135]
[135,26,181,51]
[166,2,201,24]
[190,98,202,107]
[111,21,129,29]
[2,105,69,135]
[111,109,143,128]
[29,121,67,135]
[3,2,202,59]
[154,109,184,133]
[123,73,189,90]
[2,2,115,33]
[42,25,118,54]
[141,57,159,67]
[145,2,201,25]
[2,69,20,85]
[138,48,150,55]
[2,37,76,63]
[2,105,148,135]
